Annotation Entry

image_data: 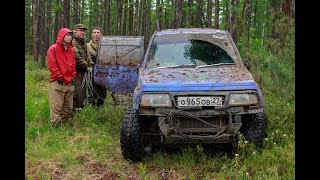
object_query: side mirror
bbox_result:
[244,60,250,71]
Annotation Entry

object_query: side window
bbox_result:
[146,42,160,68]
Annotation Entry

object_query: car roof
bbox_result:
[156,28,229,35]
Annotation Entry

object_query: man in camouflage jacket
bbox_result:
[72,24,94,110]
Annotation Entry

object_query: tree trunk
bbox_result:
[92,0,98,27]
[26,0,33,54]
[188,0,193,27]
[117,0,122,35]
[156,0,162,30]
[229,0,235,40]
[196,0,202,28]
[245,0,252,59]
[175,0,182,28]
[225,0,229,31]
[37,6,41,62]
[253,0,257,33]
[282,0,292,35]
[128,0,134,35]
[146,0,152,47]
[39,0,46,68]
[140,0,145,35]
[282,0,291,19]
[81,0,85,23]
[253,0,258,29]
[142,0,146,36]
[214,0,219,29]
[99,0,103,27]
[271,0,280,39]
[54,0,60,42]
[46,0,52,52]
[32,0,38,61]
[123,0,128,35]
[88,1,93,28]
[291,0,295,18]
[207,0,212,28]
[102,0,106,34]
[171,0,175,28]
[134,0,139,35]
[106,0,111,35]
[261,0,267,46]
[245,0,252,39]
[73,0,80,25]
[93,0,99,27]
[164,2,167,29]
[63,0,70,28]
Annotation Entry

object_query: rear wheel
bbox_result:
[240,112,267,149]
[120,107,146,161]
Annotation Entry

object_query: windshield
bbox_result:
[146,34,235,68]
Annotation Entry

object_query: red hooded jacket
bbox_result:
[47,28,76,84]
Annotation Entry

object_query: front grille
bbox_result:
[168,115,229,135]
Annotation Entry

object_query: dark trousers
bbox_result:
[88,77,107,107]
[73,70,86,109]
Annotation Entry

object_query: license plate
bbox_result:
[177,96,223,107]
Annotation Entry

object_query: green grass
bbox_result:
[25,37,295,180]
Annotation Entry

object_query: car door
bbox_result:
[94,36,144,107]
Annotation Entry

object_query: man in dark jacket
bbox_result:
[87,26,107,107]
[47,28,76,125]
[72,24,94,111]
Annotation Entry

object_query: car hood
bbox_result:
[139,66,257,91]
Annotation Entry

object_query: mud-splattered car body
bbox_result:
[94,36,145,106]
[114,29,266,161]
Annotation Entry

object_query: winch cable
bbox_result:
[165,112,192,139]
[212,111,233,138]
[82,70,105,103]
[171,110,219,128]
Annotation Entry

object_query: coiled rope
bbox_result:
[74,70,105,104]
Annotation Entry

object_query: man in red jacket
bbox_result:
[47,28,76,126]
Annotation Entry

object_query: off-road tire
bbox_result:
[240,112,266,149]
[120,107,146,161]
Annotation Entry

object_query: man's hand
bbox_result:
[87,67,93,72]
[91,56,97,63]
[57,79,63,85]
[71,79,75,85]
[90,60,95,66]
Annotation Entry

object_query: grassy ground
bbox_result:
[25,52,294,179]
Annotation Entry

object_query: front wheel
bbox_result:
[240,112,267,149]
[120,107,146,161]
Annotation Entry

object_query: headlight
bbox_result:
[141,94,172,107]
[229,93,258,106]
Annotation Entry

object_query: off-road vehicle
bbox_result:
[95,28,266,162]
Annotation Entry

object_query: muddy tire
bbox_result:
[120,107,146,161]
[240,112,266,149]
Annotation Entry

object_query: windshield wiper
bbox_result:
[156,64,196,68]
[196,62,235,68]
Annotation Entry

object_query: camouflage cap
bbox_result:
[74,24,87,30]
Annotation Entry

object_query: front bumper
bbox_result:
[140,107,264,144]
[140,106,264,116]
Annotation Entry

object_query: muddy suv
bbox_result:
[96,29,266,161]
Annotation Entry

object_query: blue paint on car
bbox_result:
[94,64,138,93]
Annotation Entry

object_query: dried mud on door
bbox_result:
[94,36,144,107]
